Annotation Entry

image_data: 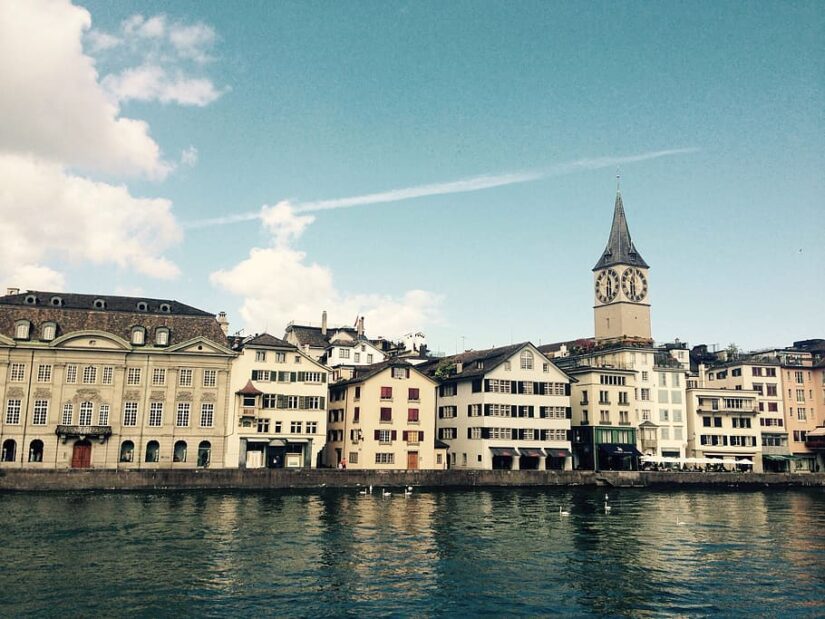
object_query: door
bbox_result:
[71,440,92,468]
[407,451,419,470]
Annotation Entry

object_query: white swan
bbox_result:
[559,506,570,516]
[369,485,373,494]
[404,486,413,497]
[358,488,367,495]
[382,489,392,497]
[604,494,612,512]
[676,515,686,526]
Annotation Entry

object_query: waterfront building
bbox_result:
[685,385,763,470]
[417,343,573,470]
[324,360,445,470]
[773,348,821,472]
[0,290,234,470]
[226,333,329,468]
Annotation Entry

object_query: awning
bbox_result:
[599,443,642,457]
[519,447,544,458]
[764,455,791,461]
[269,439,288,447]
[807,427,825,437]
[490,447,517,457]
[546,448,572,458]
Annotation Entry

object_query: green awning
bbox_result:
[763,455,791,461]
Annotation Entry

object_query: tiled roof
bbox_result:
[332,359,419,386]
[236,379,263,395]
[244,333,295,349]
[417,342,528,381]
[0,291,213,316]
[593,191,649,270]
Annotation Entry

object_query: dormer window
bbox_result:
[93,299,106,310]
[155,328,169,346]
[159,303,171,313]
[131,326,146,345]
[41,322,56,341]
[49,296,63,307]
[136,301,148,312]
[24,295,37,305]
[14,320,31,340]
[520,350,534,370]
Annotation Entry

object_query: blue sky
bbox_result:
[2,1,822,353]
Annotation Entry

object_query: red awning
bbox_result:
[519,447,545,458]
[490,447,517,457]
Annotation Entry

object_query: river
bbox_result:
[1,487,823,616]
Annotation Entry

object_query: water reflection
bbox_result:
[0,488,823,616]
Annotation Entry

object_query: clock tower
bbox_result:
[593,186,651,342]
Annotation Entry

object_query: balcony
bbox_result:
[240,407,257,419]
[56,425,112,442]
[640,437,658,451]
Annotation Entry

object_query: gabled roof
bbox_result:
[0,290,213,316]
[244,333,294,349]
[332,359,431,387]
[236,380,263,395]
[593,191,649,271]
[285,325,329,349]
[418,342,570,383]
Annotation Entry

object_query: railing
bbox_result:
[55,425,112,438]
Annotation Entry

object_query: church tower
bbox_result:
[593,185,651,342]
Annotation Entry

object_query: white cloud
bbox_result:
[0,0,171,179]
[211,202,443,338]
[0,154,182,285]
[102,64,223,107]
[86,30,121,52]
[169,22,216,64]
[180,145,198,167]
[5,265,66,292]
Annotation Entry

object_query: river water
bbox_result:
[1,487,823,616]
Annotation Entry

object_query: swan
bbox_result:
[382,489,392,497]
[358,488,367,495]
[559,506,570,516]
[604,494,612,512]
[676,515,686,526]
[404,486,413,497]
[369,485,373,494]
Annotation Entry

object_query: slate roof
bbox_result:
[0,291,213,316]
[331,359,423,387]
[244,333,295,349]
[236,380,263,395]
[285,325,330,349]
[417,342,528,382]
[593,191,649,271]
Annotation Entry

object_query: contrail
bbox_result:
[186,147,698,228]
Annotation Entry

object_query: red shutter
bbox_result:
[402,431,408,441]
[374,430,380,440]
[391,430,397,440]
[420,431,424,441]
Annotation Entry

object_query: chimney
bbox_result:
[6,288,19,296]
[321,310,328,336]
[456,361,463,373]
[357,316,365,338]
[217,311,229,335]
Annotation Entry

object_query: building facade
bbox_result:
[324,360,445,470]
[226,333,329,469]
[0,291,234,470]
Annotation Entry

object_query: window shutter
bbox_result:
[320,396,325,408]
[374,430,380,440]
[420,431,424,441]
[391,430,397,441]
[566,407,572,419]
[528,405,534,418]
[467,404,472,416]
[484,379,490,392]
[322,374,327,383]
[534,382,541,394]
[472,379,482,393]
[405,368,410,378]
[290,372,297,382]
[402,431,408,441]
[565,383,571,396]
[484,404,491,416]
[438,406,443,419]
[482,427,490,440]
[512,404,519,417]
[277,395,286,408]
[251,370,258,380]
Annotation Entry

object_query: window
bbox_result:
[62,403,73,425]
[149,368,166,386]
[765,367,776,377]
[173,441,187,463]
[732,417,751,429]
[28,439,44,462]
[796,389,805,402]
[375,453,394,464]
[98,404,109,426]
[673,409,683,422]
[642,409,650,421]
[32,400,48,425]
[367,354,374,363]
[714,417,722,428]
[200,403,214,427]
[2,439,17,462]
[408,388,420,401]
[79,402,93,426]
[41,322,56,341]
[5,399,21,424]
[257,418,270,433]
[377,429,394,444]
[619,410,629,424]
[658,373,667,387]
[793,431,807,442]
[354,352,361,363]
[380,407,392,422]
[243,394,257,407]
[641,371,649,382]
[618,392,629,405]
[14,321,30,339]
[155,328,169,346]
[37,364,52,382]
[599,410,610,424]
[353,407,360,423]
[768,402,778,412]
[599,390,609,404]
[197,441,211,467]
[179,368,193,387]
[408,408,419,422]
[674,427,683,440]
[306,422,318,434]
[127,367,141,385]
[176,403,190,427]
[145,440,160,463]
[290,421,302,434]
[82,366,97,384]
[349,452,359,464]
[380,386,393,400]
[798,408,807,421]
[660,427,670,440]
[148,402,163,426]
[659,409,669,422]
[123,402,138,426]
[520,350,534,369]
[202,369,217,387]
[795,371,804,384]
[9,363,25,382]
[102,366,114,385]
[766,384,778,396]
[275,352,286,363]
[339,348,350,359]
[131,327,146,345]
[255,350,267,362]
[673,373,681,386]
[303,372,325,383]
[354,387,361,400]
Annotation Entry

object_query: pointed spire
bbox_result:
[592,186,648,271]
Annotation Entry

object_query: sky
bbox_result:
[0,0,822,354]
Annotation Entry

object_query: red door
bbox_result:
[407,451,419,470]
[71,440,92,468]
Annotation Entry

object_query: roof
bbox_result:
[244,333,294,349]
[0,290,213,316]
[331,359,428,387]
[435,440,450,450]
[593,191,649,271]
[285,325,329,349]
[236,380,263,395]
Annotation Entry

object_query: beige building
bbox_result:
[0,291,234,470]
[776,350,820,472]
[324,360,445,470]
[418,343,573,470]
[685,386,762,471]
[225,333,330,469]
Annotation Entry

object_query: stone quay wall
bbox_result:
[1,468,824,492]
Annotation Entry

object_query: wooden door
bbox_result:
[71,440,92,468]
[407,451,419,470]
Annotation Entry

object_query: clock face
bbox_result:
[595,269,619,303]
[621,267,648,302]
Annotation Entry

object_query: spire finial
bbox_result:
[616,167,621,193]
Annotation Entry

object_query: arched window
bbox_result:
[173,440,187,463]
[520,350,534,370]
[41,322,57,341]
[159,303,171,313]
[145,440,160,463]
[155,328,170,347]
[197,441,211,467]
[78,401,94,425]
[14,320,31,340]
[136,301,148,312]
[24,294,38,305]
[50,296,63,307]
[28,440,44,462]
[1,439,16,462]
[93,298,106,310]
[119,440,134,463]
[131,326,146,345]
